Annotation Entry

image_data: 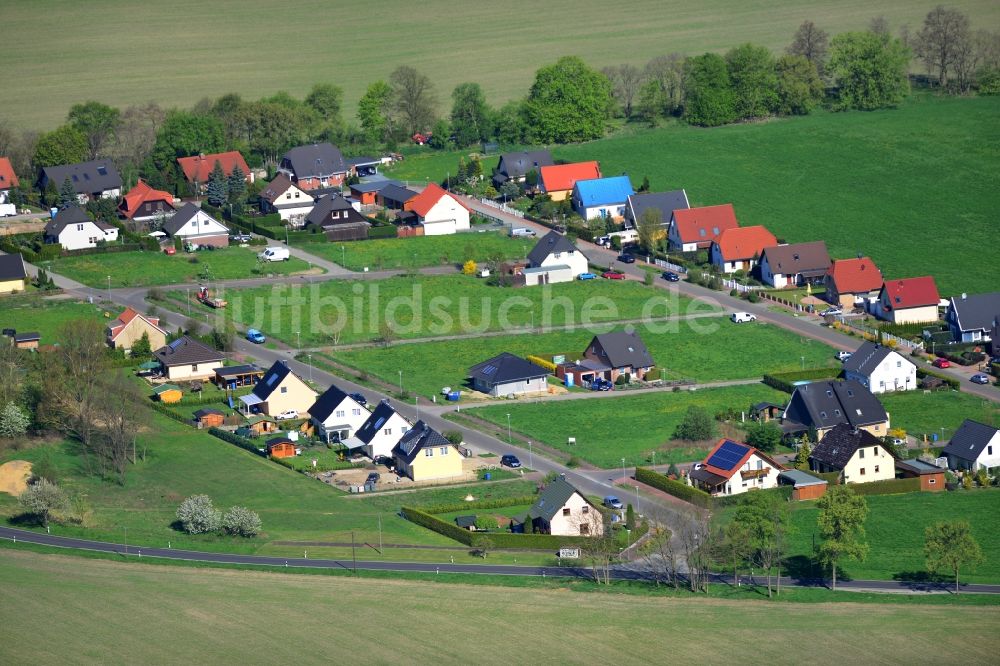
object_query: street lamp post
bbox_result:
[622,457,626,484]
[398,370,403,396]
[800,356,805,370]
[528,441,533,469]
[635,485,640,513]
[307,353,313,383]
[296,331,301,348]
[506,413,512,444]
[106,275,111,301]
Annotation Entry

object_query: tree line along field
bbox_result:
[331,319,838,399]
[5,1,999,131]
[4,552,999,665]
[390,94,1000,297]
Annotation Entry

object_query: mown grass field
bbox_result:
[0,411,543,563]
[0,297,107,344]
[45,247,316,288]
[4,552,998,665]
[470,384,790,468]
[393,94,1000,296]
[212,274,707,346]
[881,390,1000,441]
[299,231,536,271]
[8,1,1000,131]
[332,319,837,399]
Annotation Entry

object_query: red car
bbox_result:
[163,247,176,255]
[932,358,951,368]
[602,271,626,280]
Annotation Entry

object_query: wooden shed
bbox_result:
[13,332,40,350]
[245,414,277,436]
[777,469,828,501]
[152,384,183,404]
[266,437,297,459]
[895,459,946,492]
[193,408,226,428]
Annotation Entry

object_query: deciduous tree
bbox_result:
[726,43,779,119]
[829,32,911,110]
[916,6,971,88]
[524,56,612,143]
[390,66,438,136]
[18,479,68,527]
[222,506,262,537]
[0,402,30,438]
[924,520,984,593]
[34,124,87,168]
[450,82,492,147]
[683,53,736,127]
[775,54,825,115]
[816,484,869,589]
[787,20,830,75]
[673,405,715,441]
[68,101,121,159]
[357,80,395,143]
[637,207,662,252]
[305,83,344,132]
[745,420,783,453]
[177,494,222,534]
[152,111,225,170]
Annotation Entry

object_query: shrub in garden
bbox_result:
[176,494,221,534]
[222,506,262,537]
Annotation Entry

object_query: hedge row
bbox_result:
[208,427,265,456]
[712,485,794,507]
[849,477,921,496]
[635,467,712,509]
[916,367,961,390]
[526,355,557,372]
[401,506,595,550]
[763,368,842,393]
[421,495,537,515]
[149,402,192,425]
[369,225,398,239]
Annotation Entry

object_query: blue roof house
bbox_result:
[571,176,635,221]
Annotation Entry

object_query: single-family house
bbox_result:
[689,439,784,497]
[308,385,370,443]
[258,174,313,223]
[0,157,21,205]
[777,469,828,501]
[404,183,470,235]
[106,307,167,354]
[278,142,349,190]
[582,331,655,382]
[666,204,739,252]
[193,408,226,429]
[161,203,229,248]
[709,225,777,274]
[153,336,225,380]
[12,332,40,350]
[874,277,940,325]
[523,231,589,285]
[152,384,183,404]
[118,179,175,222]
[39,160,122,203]
[946,291,1000,344]
[571,176,635,220]
[823,257,883,309]
[177,151,252,193]
[623,190,690,232]
[492,150,554,187]
[43,204,119,250]
[942,419,1000,472]
[240,360,316,418]
[344,400,412,460]
[758,241,831,288]
[843,342,917,394]
[266,437,297,459]
[469,353,549,397]
[213,364,264,389]
[392,420,464,482]
[895,458,945,492]
[0,253,28,295]
[305,194,370,241]
[809,424,897,484]
[523,477,602,537]
[538,161,601,202]
[782,380,889,441]
[377,184,419,210]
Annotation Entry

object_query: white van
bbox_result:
[258,247,290,262]
[510,227,536,238]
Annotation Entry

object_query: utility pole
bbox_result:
[378,514,383,556]
[351,530,357,575]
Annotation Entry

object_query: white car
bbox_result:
[820,307,843,317]
[258,247,290,262]
[836,351,853,361]
[275,410,299,421]
[730,312,757,323]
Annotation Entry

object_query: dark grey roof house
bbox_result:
[0,253,28,284]
[468,352,549,397]
[153,336,224,378]
[377,184,419,210]
[527,231,579,267]
[941,419,1000,471]
[947,292,1000,344]
[583,331,655,380]
[524,476,601,536]
[624,190,690,228]
[492,150,554,186]
[308,384,369,443]
[278,143,348,187]
[391,420,462,480]
[306,195,370,241]
[760,241,831,287]
[782,380,889,440]
[842,341,917,394]
[39,160,122,201]
[809,424,896,479]
[43,204,118,249]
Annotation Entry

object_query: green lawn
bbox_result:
[45,247,317,288]
[469,384,790,468]
[4,552,999,665]
[0,297,107,344]
[395,94,1000,296]
[299,232,537,271]
[332,318,837,399]
[212,273,707,347]
[881,390,1000,441]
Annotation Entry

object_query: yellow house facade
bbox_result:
[106,307,167,353]
[241,361,316,417]
[392,422,464,482]
[0,254,28,294]
[810,424,897,484]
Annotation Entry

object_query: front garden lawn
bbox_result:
[880,390,1000,441]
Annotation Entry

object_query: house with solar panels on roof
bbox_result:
[392,420,464,482]
[152,336,225,380]
[468,353,549,398]
[308,384,370,443]
[239,360,316,418]
[343,399,412,460]
[689,439,784,497]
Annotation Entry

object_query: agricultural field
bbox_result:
[299,231,536,271]
[469,384,790,468]
[332,319,838,399]
[0,297,107,344]
[881,390,1000,441]
[394,94,1000,296]
[43,247,317,288]
[211,274,707,347]
[5,552,998,665]
[9,1,1000,130]
[0,411,543,563]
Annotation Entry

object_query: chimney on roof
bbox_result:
[962,293,967,300]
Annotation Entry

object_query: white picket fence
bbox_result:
[719,277,763,293]
[650,257,688,274]
[478,198,525,219]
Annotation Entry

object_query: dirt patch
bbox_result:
[0,460,33,496]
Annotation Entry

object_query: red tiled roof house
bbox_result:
[667,204,739,252]
[0,157,19,206]
[404,183,470,236]
[177,151,252,193]
[538,161,601,202]
[875,277,940,324]
[118,179,176,222]
[824,257,884,309]
[106,307,168,354]
[709,225,777,274]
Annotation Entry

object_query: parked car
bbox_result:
[510,227,536,238]
[163,247,176,256]
[577,272,598,281]
[932,358,951,369]
[275,410,298,421]
[603,496,624,510]
[602,270,626,280]
[590,378,613,391]
[501,454,522,468]
[820,307,843,317]
[971,373,991,385]
[246,328,266,344]
[366,472,381,485]
[661,271,680,282]
[730,312,757,323]
[836,351,853,361]
[617,253,636,264]
[230,232,252,243]
[596,235,611,247]
[349,392,368,407]
[258,246,290,262]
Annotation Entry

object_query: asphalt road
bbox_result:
[2,526,995,595]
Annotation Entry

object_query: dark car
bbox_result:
[617,253,636,264]
[590,378,613,391]
[661,271,680,282]
[230,232,252,243]
[366,472,381,485]
[501,454,522,468]
[349,392,368,407]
